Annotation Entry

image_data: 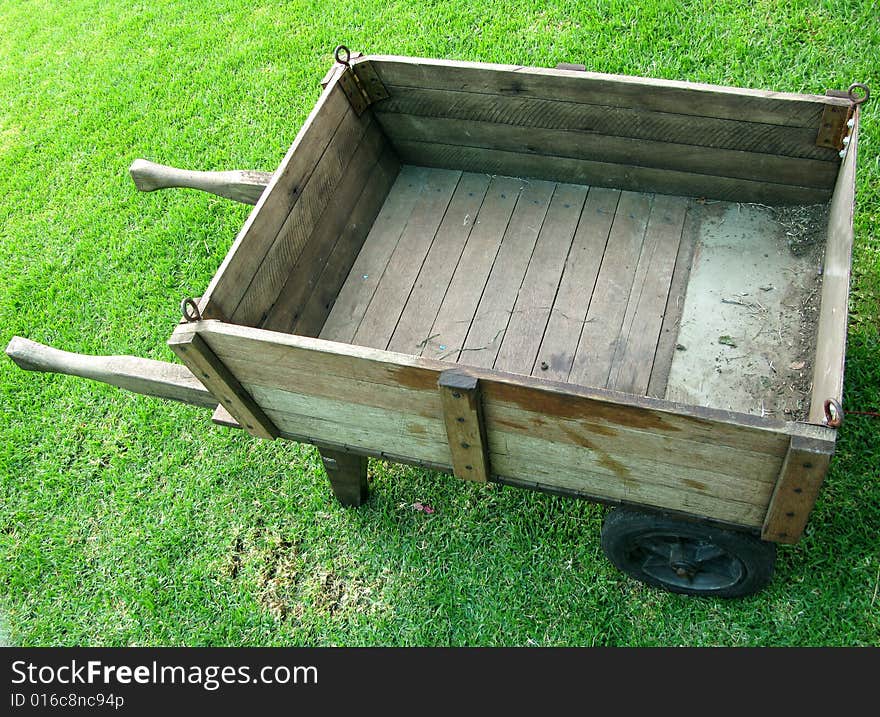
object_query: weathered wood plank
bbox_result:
[386,172,491,354]
[320,165,430,343]
[808,113,858,423]
[129,159,272,205]
[168,327,277,439]
[376,113,839,189]
[456,179,555,367]
[233,108,374,326]
[319,448,370,507]
[761,432,835,542]
[5,336,216,409]
[494,183,588,375]
[353,168,462,349]
[379,85,839,162]
[569,192,651,388]
[365,55,847,128]
[535,188,619,381]
[646,201,701,399]
[421,176,523,359]
[201,82,351,320]
[293,148,401,338]
[438,371,490,482]
[393,140,830,205]
[607,194,689,394]
[261,122,389,334]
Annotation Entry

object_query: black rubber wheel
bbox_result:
[601,508,776,598]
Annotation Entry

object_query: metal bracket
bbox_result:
[816,90,854,150]
[331,45,389,116]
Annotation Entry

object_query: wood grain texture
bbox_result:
[808,112,858,423]
[456,179,555,367]
[129,159,272,205]
[292,148,401,337]
[438,371,490,482]
[201,81,351,320]
[376,112,839,189]
[5,336,215,409]
[386,172,491,354]
[607,194,688,394]
[352,168,461,349]
[393,140,831,205]
[191,320,799,528]
[535,187,619,381]
[168,326,278,439]
[261,126,391,334]
[233,108,375,326]
[379,85,839,161]
[320,165,430,343]
[646,201,701,399]
[365,56,846,127]
[494,183,588,375]
[421,176,523,359]
[761,431,835,542]
[569,192,651,388]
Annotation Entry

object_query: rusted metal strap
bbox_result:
[816,83,870,151]
[438,370,490,483]
[332,45,389,115]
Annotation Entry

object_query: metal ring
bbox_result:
[181,297,202,323]
[334,45,351,67]
[824,398,843,428]
[848,83,870,106]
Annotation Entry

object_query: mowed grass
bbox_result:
[1,0,878,646]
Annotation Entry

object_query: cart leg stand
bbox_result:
[319,448,369,507]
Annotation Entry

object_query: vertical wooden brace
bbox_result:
[438,370,490,483]
[761,434,835,543]
[168,327,278,440]
[319,448,369,507]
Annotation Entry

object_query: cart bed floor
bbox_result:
[319,165,822,412]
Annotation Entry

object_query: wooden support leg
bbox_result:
[319,448,369,507]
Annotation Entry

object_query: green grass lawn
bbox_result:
[1,0,878,646]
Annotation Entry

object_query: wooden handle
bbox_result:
[5,336,216,408]
[129,159,272,205]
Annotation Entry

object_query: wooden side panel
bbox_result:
[194,321,795,529]
[762,431,835,542]
[808,112,859,423]
[201,80,352,320]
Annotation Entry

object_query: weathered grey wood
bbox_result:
[319,448,370,507]
[261,124,390,334]
[386,172,490,354]
[5,336,215,408]
[456,179,555,367]
[320,165,429,343]
[761,431,835,542]
[201,81,352,321]
[393,140,831,206]
[379,85,839,162]
[421,176,523,359]
[494,183,588,375]
[353,168,461,349]
[168,325,278,439]
[569,192,651,388]
[364,55,847,127]
[646,201,701,399]
[438,371,490,482]
[233,108,375,326]
[607,194,688,394]
[535,188,619,381]
[129,159,272,205]
[293,148,401,337]
[376,113,839,189]
[809,113,858,423]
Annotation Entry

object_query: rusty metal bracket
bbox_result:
[331,45,389,116]
[816,83,870,151]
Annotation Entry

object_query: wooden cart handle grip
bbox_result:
[5,336,216,409]
[129,159,272,205]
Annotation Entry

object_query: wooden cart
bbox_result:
[6,50,868,597]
